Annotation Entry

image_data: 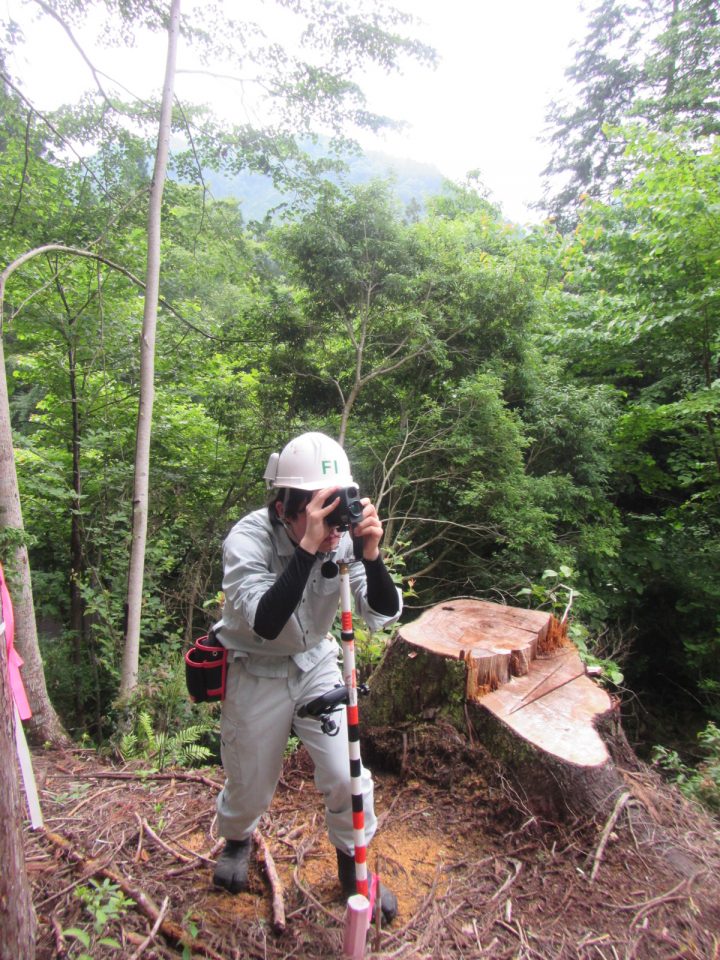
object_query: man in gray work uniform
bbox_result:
[212,432,402,922]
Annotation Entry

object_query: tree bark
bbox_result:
[120,0,182,698]
[361,600,620,821]
[0,328,69,745]
[0,627,36,959]
[361,599,710,879]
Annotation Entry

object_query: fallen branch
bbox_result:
[291,865,342,923]
[128,896,169,960]
[487,859,522,903]
[165,840,224,878]
[50,913,67,957]
[67,785,120,818]
[252,829,286,933]
[42,829,226,960]
[137,814,193,864]
[66,769,224,791]
[589,790,630,882]
[615,878,689,926]
[380,862,444,946]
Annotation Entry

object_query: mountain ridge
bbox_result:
[198,145,447,220]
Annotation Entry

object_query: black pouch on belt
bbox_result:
[185,628,228,702]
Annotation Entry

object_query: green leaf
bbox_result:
[63,928,91,948]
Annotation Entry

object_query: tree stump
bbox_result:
[363,599,628,822]
[362,599,709,880]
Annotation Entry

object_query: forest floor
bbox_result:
[23,732,720,960]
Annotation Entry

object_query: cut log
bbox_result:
[481,649,610,767]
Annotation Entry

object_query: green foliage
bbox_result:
[118,708,214,769]
[63,878,135,958]
[3,14,720,756]
[77,879,135,935]
[517,566,625,688]
[543,0,720,226]
[352,623,396,677]
[516,565,577,618]
[180,912,201,960]
[111,657,219,770]
[653,722,720,815]
[571,623,625,689]
[551,124,720,714]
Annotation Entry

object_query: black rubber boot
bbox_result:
[336,848,398,924]
[213,838,252,893]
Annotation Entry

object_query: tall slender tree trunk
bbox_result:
[0,324,69,745]
[119,0,182,698]
[58,286,87,725]
[0,617,37,959]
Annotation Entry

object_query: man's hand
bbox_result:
[353,499,384,561]
[298,486,340,555]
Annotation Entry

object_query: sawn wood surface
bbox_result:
[398,598,612,767]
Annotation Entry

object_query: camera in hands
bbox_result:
[323,485,363,530]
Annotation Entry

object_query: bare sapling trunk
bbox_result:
[120,0,182,699]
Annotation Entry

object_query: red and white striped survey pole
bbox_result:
[338,561,372,958]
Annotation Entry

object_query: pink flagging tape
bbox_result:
[1,562,31,720]
[1,562,43,828]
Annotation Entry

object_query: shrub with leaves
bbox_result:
[110,653,219,770]
[517,565,625,687]
[63,878,135,958]
[653,722,720,815]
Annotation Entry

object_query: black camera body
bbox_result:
[324,485,364,530]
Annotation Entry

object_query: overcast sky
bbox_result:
[357,0,587,222]
[3,0,587,224]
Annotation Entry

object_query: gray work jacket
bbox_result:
[215,508,402,677]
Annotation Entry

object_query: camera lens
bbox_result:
[348,498,364,520]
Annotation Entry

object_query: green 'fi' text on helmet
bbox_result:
[263,432,355,491]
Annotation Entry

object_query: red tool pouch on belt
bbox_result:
[185,630,228,702]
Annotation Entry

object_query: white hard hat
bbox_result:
[264,432,354,490]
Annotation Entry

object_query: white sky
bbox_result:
[356,0,587,223]
[3,0,587,224]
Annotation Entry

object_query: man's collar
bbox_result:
[275,522,299,557]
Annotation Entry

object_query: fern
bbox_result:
[113,656,219,771]
[176,743,213,764]
[118,732,139,760]
[137,711,155,747]
[119,712,216,770]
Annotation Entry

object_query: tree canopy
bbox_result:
[1,0,719,757]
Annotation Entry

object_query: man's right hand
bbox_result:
[299,486,340,555]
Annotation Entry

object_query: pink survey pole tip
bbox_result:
[342,894,371,959]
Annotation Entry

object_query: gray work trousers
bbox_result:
[216,650,377,855]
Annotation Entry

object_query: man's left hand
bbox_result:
[354,499,384,561]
